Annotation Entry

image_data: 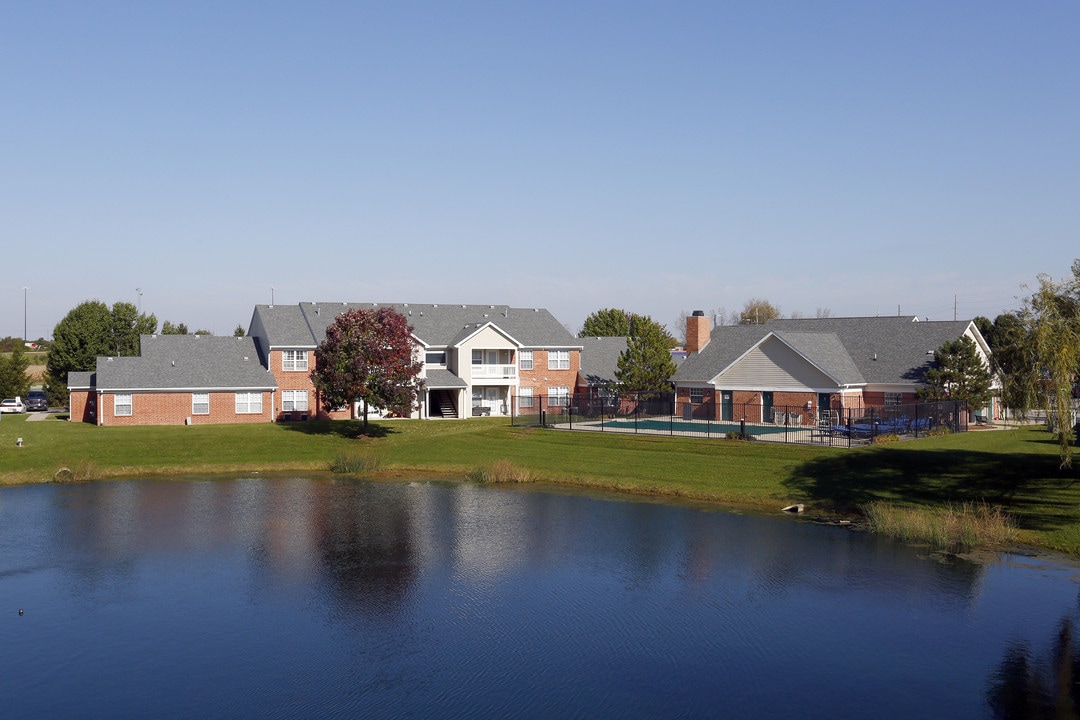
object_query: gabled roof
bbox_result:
[424,368,468,389]
[251,302,580,350]
[93,335,276,391]
[674,316,980,387]
[577,336,628,386]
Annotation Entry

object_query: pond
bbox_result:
[2,476,1078,719]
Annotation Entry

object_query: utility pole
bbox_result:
[954,295,957,321]
[22,287,28,343]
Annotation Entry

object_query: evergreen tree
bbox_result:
[615,316,677,394]
[918,336,995,411]
[0,344,31,400]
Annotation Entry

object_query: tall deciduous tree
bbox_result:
[918,336,995,411]
[737,298,782,325]
[311,307,424,427]
[1024,261,1080,467]
[46,300,157,403]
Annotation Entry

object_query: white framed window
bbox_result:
[548,350,570,370]
[519,387,534,407]
[114,393,132,417]
[885,393,903,407]
[282,390,308,412]
[192,393,210,415]
[689,388,704,404]
[519,350,534,370]
[425,351,447,365]
[282,350,308,372]
[548,386,570,407]
[235,392,262,414]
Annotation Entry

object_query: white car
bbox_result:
[0,398,25,414]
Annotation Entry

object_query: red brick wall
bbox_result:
[69,390,94,424]
[268,348,351,420]
[520,349,580,402]
[98,391,273,426]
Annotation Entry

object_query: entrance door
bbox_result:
[721,391,733,422]
[818,393,831,420]
[485,387,500,414]
[762,392,774,423]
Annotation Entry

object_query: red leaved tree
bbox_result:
[311,307,424,427]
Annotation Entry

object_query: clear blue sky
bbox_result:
[3,1,1077,341]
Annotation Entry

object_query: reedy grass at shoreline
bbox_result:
[2,415,1079,554]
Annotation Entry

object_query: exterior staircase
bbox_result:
[430,390,458,418]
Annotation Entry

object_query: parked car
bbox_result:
[25,390,48,412]
[0,398,25,414]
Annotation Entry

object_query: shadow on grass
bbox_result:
[783,440,1080,533]
[277,419,396,440]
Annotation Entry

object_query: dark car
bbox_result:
[25,390,48,412]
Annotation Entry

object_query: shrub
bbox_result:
[53,460,99,483]
[330,451,384,475]
[872,433,901,445]
[468,459,531,484]
[863,500,1018,551]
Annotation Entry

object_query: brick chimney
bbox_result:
[686,310,711,353]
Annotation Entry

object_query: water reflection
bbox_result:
[989,617,1080,719]
[1,477,1078,719]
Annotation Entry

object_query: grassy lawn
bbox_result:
[2,414,1079,553]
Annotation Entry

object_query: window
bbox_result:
[519,350,534,370]
[472,349,483,365]
[114,393,132,417]
[548,386,570,407]
[282,390,308,412]
[885,393,903,407]
[192,393,210,415]
[282,350,308,372]
[235,392,262,414]
[548,350,570,370]
[689,388,704,404]
[519,387,534,407]
[425,351,447,365]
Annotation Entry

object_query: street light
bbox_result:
[22,287,27,343]
[136,288,143,313]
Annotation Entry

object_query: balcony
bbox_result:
[471,364,518,379]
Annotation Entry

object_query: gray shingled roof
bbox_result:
[252,303,579,349]
[94,335,276,391]
[675,316,978,387]
[424,368,468,389]
[577,336,628,386]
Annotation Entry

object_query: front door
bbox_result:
[762,392,774,423]
[486,387,499,414]
[721,391,733,421]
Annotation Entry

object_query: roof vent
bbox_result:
[433,304,438,308]
[872,353,877,361]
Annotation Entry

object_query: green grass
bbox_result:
[2,415,1079,554]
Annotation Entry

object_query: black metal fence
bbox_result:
[510,392,968,446]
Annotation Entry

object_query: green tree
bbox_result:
[980,312,1037,418]
[615,315,677,394]
[161,321,189,335]
[737,298,782,325]
[580,308,635,337]
[1024,261,1080,468]
[233,325,246,338]
[918,336,995,412]
[0,344,31,400]
[45,300,157,403]
[580,308,677,346]
[311,307,424,427]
